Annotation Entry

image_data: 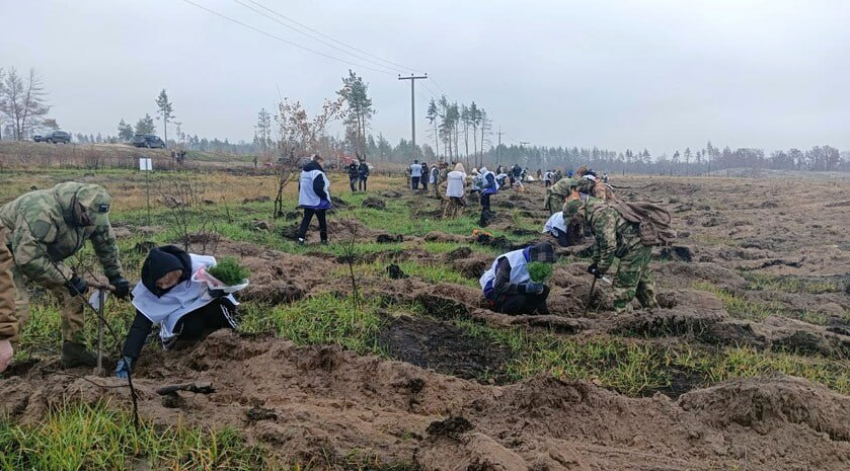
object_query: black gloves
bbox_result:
[66,276,88,296]
[109,276,131,300]
[587,263,602,278]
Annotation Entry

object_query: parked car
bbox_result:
[33,135,44,142]
[45,131,71,144]
[132,134,165,148]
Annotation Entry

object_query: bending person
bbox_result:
[479,242,556,315]
[115,245,238,378]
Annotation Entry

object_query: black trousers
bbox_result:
[359,177,367,191]
[297,208,328,242]
[349,177,358,192]
[411,176,420,190]
[122,299,237,360]
[422,178,428,191]
[480,193,492,212]
[494,286,550,315]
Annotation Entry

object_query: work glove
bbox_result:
[0,339,13,374]
[109,276,131,300]
[587,263,602,278]
[66,276,89,296]
[115,356,133,379]
[525,282,546,294]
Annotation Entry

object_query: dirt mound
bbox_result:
[4,333,850,470]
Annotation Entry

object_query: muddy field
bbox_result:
[3,173,850,470]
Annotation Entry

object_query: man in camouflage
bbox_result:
[563,196,658,312]
[0,223,17,373]
[0,182,130,367]
[545,176,578,215]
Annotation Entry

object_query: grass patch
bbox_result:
[0,402,274,470]
[743,273,842,295]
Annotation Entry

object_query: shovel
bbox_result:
[583,275,611,316]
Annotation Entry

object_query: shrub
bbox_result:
[527,262,553,283]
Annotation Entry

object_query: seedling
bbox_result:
[208,257,251,286]
[527,262,553,283]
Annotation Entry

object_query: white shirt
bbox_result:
[410,164,423,177]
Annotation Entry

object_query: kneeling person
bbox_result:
[116,246,238,378]
[480,242,556,315]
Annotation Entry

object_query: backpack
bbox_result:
[596,200,677,246]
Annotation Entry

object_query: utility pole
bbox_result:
[496,127,504,164]
[398,74,427,159]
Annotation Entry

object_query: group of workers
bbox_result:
[0,182,239,376]
[481,164,658,316]
[0,157,659,377]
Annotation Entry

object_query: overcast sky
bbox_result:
[2,0,847,155]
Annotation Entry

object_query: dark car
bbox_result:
[45,131,71,144]
[33,135,44,142]
[132,134,165,148]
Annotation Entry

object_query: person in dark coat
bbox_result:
[347,161,359,192]
[358,161,370,191]
[297,155,331,245]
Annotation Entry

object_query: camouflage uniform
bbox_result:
[0,182,124,344]
[573,197,657,312]
[576,178,615,201]
[0,223,18,343]
[545,177,577,215]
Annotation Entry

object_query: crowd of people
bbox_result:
[0,154,664,379]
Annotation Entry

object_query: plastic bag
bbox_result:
[191,266,250,294]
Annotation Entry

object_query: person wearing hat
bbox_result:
[562,197,658,312]
[114,245,238,379]
[297,154,331,245]
[479,242,557,315]
[0,182,130,367]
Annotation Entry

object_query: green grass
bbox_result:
[692,280,834,325]
[336,260,479,288]
[0,402,275,470]
[743,273,843,295]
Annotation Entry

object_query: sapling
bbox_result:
[208,257,251,286]
[527,262,553,283]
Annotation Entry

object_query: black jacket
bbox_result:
[347,163,359,178]
[141,245,192,298]
[358,163,370,178]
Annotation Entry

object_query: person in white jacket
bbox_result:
[115,245,238,378]
[443,163,467,218]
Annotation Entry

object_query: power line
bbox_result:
[178,0,397,75]
[231,0,409,75]
[245,0,426,75]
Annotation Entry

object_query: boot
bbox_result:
[61,341,98,368]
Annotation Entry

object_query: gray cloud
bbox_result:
[2,0,847,155]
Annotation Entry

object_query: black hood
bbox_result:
[141,245,192,297]
[303,160,324,172]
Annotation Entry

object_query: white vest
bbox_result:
[131,254,238,341]
[430,167,440,184]
[298,169,330,207]
[479,249,530,292]
[446,171,466,198]
[410,164,423,177]
[544,212,567,234]
[481,170,499,192]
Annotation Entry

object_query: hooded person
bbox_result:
[563,197,658,312]
[297,155,331,245]
[115,245,239,378]
[480,242,557,315]
[0,182,130,368]
[478,166,498,212]
[347,160,359,192]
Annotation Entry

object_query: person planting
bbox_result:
[115,245,242,379]
[479,242,557,315]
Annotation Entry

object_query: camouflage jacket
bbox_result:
[548,177,576,197]
[0,182,123,287]
[584,197,639,273]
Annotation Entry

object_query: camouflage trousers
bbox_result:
[0,225,19,344]
[11,266,87,344]
[612,242,658,312]
[545,194,565,215]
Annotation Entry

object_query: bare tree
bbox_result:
[272,97,344,218]
[0,68,50,140]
